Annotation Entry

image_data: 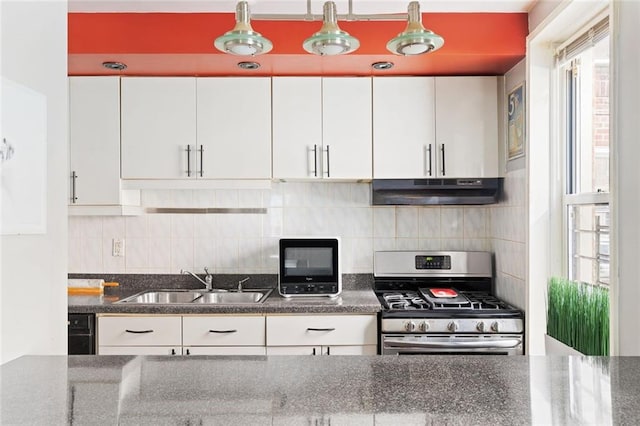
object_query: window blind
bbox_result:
[555,16,609,65]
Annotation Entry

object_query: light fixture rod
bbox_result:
[250,0,409,22]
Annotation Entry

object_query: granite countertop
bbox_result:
[68,274,381,315]
[2,355,635,425]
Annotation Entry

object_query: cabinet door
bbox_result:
[197,78,271,179]
[373,77,436,178]
[266,314,377,347]
[266,346,321,355]
[322,77,372,179]
[98,316,182,347]
[121,77,196,179]
[435,77,499,178]
[272,77,322,179]
[69,77,121,205]
[184,346,266,355]
[323,345,377,355]
[98,346,182,355]
[182,316,265,346]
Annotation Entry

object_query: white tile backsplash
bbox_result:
[69,182,524,274]
[396,207,419,238]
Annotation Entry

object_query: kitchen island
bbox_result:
[1,355,636,425]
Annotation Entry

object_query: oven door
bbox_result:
[382,334,524,355]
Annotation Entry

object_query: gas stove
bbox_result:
[374,251,525,355]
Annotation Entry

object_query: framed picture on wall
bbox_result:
[507,83,525,161]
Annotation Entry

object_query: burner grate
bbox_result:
[379,289,517,312]
[382,292,430,310]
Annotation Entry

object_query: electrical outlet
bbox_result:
[112,238,125,257]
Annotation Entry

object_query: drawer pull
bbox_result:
[209,329,238,334]
[125,329,154,334]
[307,327,336,332]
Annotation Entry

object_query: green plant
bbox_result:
[547,276,609,355]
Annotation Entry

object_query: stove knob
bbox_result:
[404,321,416,332]
[418,321,430,332]
[476,321,486,332]
[447,321,459,332]
[491,321,500,333]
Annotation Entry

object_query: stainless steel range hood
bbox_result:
[371,178,502,205]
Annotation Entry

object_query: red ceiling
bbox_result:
[68,12,528,76]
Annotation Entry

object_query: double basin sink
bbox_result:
[115,289,273,305]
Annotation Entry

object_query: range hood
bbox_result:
[372,178,503,205]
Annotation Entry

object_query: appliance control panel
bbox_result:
[415,255,451,270]
[382,318,524,334]
[279,283,339,296]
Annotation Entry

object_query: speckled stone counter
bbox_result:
[68,274,381,314]
[2,355,636,425]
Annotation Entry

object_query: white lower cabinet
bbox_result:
[182,315,266,356]
[98,346,182,355]
[184,346,266,356]
[97,316,182,355]
[266,314,377,355]
[266,345,376,355]
[98,313,378,355]
[97,314,266,355]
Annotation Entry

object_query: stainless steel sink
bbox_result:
[192,291,269,304]
[116,290,203,304]
[115,288,272,304]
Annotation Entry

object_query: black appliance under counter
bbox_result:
[1,355,635,425]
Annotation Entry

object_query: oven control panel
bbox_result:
[381,318,524,334]
[415,255,451,270]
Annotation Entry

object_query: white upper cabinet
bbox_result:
[434,77,499,178]
[197,78,271,179]
[121,77,197,179]
[273,77,372,180]
[272,77,322,179]
[322,77,372,179]
[69,76,121,205]
[373,77,436,179]
[373,76,499,179]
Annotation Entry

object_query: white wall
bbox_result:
[489,59,528,312]
[1,1,68,364]
[612,0,640,356]
[69,183,494,275]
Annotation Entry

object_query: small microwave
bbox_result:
[278,237,341,298]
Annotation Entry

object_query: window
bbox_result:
[558,17,610,287]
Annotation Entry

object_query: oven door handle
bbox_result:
[384,339,522,349]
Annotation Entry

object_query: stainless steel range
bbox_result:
[375,251,524,355]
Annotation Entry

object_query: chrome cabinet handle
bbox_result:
[198,145,204,177]
[209,329,238,334]
[324,145,331,178]
[426,144,432,177]
[71,171,78,203]
[306,327,335,332]
[440,144,446,176]
[125,329,154,334]
[312,144,318,177]
[186,145,192,177]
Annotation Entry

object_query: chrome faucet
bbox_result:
[238,277,250,292]
[181,268,213,291]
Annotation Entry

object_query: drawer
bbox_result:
[183,316,265,346]
[266,314,377,346]
[98,346,181,355]
[183,346,266,356]
[98,316,182,347]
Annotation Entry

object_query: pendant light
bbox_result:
[302,1,360,56]
[214,1,273,56]
[387,1,444,55]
